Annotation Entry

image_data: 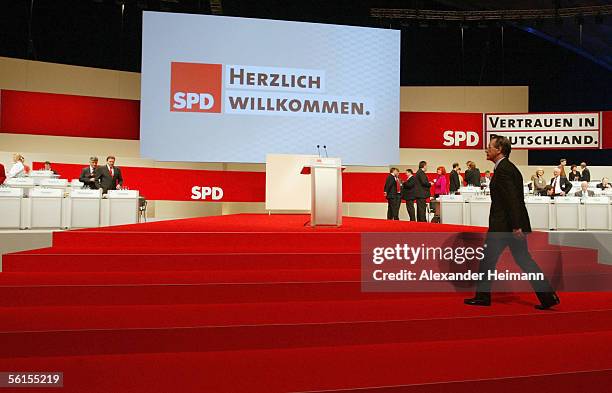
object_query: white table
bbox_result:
[583,197,611,230]
[525,196,552,230]
[554,197,581,230]
[28,188,64,229]
[0,187,24,229]
[70,188,102,228]
[467,196,491,227]
[102,190,139,226]
[439,195,465,225]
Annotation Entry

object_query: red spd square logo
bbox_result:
[170,62,222,113]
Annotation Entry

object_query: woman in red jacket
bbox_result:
[433,166,449,198]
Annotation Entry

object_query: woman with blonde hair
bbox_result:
[531,168,546,195]
[6,153,26,180]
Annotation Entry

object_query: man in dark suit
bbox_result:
[413,161,431,222]
[465,135,559,310]
[575,181,594,197]
[79,156,99,189]
[550,167,572,196]
[401,169,417,221]
[449,163,461,194]
[96,155,123,194]
[580,162,590,182]
[384,168,401,220]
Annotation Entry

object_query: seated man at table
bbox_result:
[596,177,611,190]
[575,181,594,198]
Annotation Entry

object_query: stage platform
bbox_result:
[2,214,612,392]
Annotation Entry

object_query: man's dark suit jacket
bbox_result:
[465,168,481,186]
[581,168,591,182]
[79,166,99,189]
[413,169,431,199]
[449,170,460,193]
[401,176,416,200]
[96,165,123,193]
[384,174,401,199]
[550,176,572,195]
[488,158,531,233]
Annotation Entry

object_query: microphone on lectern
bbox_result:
[317,145,321,157]
[323,145,329,158]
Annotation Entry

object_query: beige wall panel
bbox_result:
[153,201,223,219]
[0,57,28,90]
[222,202,267,215]
[0,133,140,158]
[502,87,529,112]
[399,148,529,171]
[345,203,390,220]
[224,163,266,172]
[0,57,140,100]
[400,87,467,112]
[117,72,141,100]
[400,86,528,113]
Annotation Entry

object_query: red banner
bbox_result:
[400,112,483,149]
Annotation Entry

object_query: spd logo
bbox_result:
[170,62,222,113]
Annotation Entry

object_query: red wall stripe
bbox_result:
[0,90,140,140]
[34,162,447,203]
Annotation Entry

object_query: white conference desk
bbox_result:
[439,194,612,231]
[0,185,139,229]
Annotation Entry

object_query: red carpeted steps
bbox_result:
[1,214,610,392]
[2,330,612,393]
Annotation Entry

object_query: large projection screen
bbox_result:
[141,11,400,165]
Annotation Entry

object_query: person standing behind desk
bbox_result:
[449,163,461,194]
[465,135,559,310]
[96,156,123,194]
[550,167,572,196]
[384,168,401,220]
[465,161,481,186]
[6,153,26,180]
[80,156,100,189]
[401,169,417,221]
[568,164,581,182]
[413,161,431,222]
[580,162,590,182]
[530,168,546,195]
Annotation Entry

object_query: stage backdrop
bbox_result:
[140,12,400,166]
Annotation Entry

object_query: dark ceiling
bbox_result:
[1,0,611,113]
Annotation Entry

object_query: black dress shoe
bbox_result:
[534,293,560,310]
[464,297,491,306]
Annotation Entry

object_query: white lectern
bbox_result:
[70,188,102,228]
[300,158,343,227]
[103,190,139,226]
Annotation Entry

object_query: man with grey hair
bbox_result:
[550,167,572,197]
[580,162,590,182]
[79,156,99,189]
[575,181,594,198]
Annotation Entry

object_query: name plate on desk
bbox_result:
[107,190,139,199]
[71,179,85,188]
[40,178,68,187]
[30,170,57,177]
[555,197,581,204]
[584,196,610,204]
[29,188,63,198]
[525,196,551,203]
[470,195,491,202]
[439,195,464,202]
[5,178,35,187]
[71,189,102,198]
[0,188,24,197]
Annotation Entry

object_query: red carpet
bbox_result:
[2,214,612,392]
